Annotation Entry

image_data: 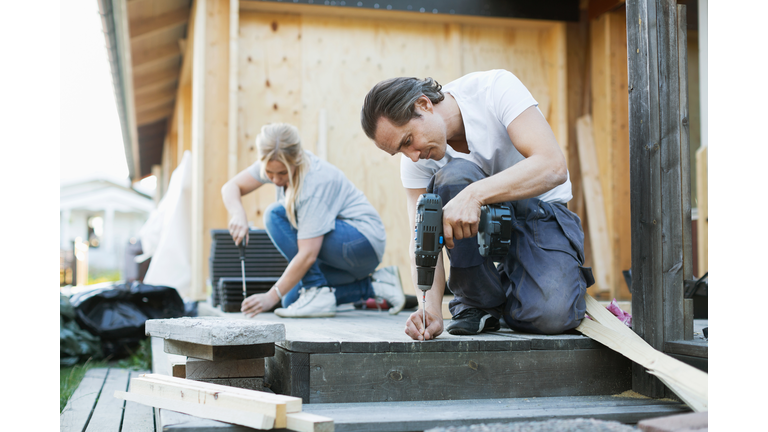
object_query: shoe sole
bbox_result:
[446,315,501,335]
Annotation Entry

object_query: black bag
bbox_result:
[60,294,102,366]
[70,281,185,358]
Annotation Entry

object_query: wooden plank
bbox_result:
[172,362,186,378]
[576,115,613,296]
[140,373,301,411]
[266,346,311,403]
[678,4,694,287]
[696,146,707,274]
[123,374,297,428]
[186,357,265,379]
[194,377,266,391]
[85,368,130,432]
[304,396,687,432]
[122,370,154,432]
[132,41,182,68]
[164,339,275,361]
[115,391,275,430]
[227,0,239,180]
[308,349,631,403]
[577,295,707,412]
[286,412,334,432]
[129,7,190,41]
[664,340,707,359]
[60,368,107,432]
[626,0,665,398]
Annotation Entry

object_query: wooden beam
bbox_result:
[286,412,335,432]
[132,41,182,71]
[136,102,174,125]
[576,115,613,297]
[135,87,177,111]
[133,68,180,91]
[626,0,690,398]
[588,0,625,20]
[695,146,707,274]
[129,7,190,41]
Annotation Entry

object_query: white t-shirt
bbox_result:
[248,151,386,261]
[400,69,573,204]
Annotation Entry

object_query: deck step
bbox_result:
[158,395,689,431]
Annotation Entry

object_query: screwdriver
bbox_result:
[238,238,247,300]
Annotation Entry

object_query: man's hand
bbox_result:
[228,211,250,246]
[441,188,483,249]
[241,292,279,318]
[404,308,444,341]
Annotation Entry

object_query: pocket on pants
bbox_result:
[532,202,585,264]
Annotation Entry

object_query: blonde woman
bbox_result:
[221,123,404,318]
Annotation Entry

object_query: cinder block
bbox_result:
[145,317,285,346]
[186,357,265,379]
[638,411,708,432]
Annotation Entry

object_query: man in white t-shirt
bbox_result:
[361,70,594,341]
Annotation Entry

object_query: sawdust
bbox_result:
[612,390,678,403]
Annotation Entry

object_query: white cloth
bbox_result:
[247,151,386,261]
[400,69,572,204]
[140,151,192,298]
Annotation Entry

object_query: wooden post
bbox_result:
[191,0,234,300]
[625,0,691,397]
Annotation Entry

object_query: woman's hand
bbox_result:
[404,308,444,340]
[241,291,280,318]
[228,210,250,246]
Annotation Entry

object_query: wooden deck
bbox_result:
[62,303,701,431]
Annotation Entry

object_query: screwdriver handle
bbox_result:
[238,239,246,261]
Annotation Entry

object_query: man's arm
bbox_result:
[221,169,264,246]
[441,105,567,248]
[404,187,446,340]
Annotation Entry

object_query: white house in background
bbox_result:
[60,177,156,277]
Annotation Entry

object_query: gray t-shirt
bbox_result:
[247,151,386,261]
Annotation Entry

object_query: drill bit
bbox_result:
[238,240,247,299]
[422,291,426,339]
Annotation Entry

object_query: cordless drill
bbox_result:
[413,194,514,330]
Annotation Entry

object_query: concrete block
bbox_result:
[145,317,285,345]
[638,411,708,432]
[186,357,266,379]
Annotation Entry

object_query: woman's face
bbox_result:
[265,160,291,187]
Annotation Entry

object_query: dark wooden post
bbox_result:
[626,0,693,397]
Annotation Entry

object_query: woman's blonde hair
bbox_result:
[256,123,310,229]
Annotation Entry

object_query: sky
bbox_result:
[59,0,156,195]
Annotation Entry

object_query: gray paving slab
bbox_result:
[145,317,285,345]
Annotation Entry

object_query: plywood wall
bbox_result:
[235,9,567,295]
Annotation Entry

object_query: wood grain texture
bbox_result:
[309,349,631,403]
[122,370,155,432]
[60,368,108,432]
[626,0,666,398]
[164,339,275,361]
[695,146,707,274]
[85,368,130,432]
[266,346,311,403]
[186,357,265,379]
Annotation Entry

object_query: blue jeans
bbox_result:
[263,202,379,307]
[429,159,594,334]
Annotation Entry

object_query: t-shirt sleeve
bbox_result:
[492,70,539,128]
[296,196,336,239]
[400,154,436,189]
[246,160,271,184]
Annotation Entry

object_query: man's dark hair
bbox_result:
[360,77,445,140]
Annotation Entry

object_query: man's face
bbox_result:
[373,97,447,162]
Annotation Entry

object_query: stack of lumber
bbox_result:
[114,373,333,431]
[146,317,284,391]
[217,277,280,313]
[209,229,288,309]
[577,295,708,412]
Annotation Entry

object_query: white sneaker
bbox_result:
[274,287,336,318]
[371,266,406,315]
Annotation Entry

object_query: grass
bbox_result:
[60,338,152,413]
